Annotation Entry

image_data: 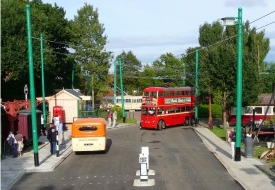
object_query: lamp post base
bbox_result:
[235,147,241,161]
[34,152,39,167]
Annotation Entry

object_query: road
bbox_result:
[12,124,244,190]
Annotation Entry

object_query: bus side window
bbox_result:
[255,107,262,114]
[157,108,163,115]
[181,106,186,112]
[175,107,180,113]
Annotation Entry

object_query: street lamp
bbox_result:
[221,8,243,161]
[24,84,28,108]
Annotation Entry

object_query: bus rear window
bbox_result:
[79,126,98,131]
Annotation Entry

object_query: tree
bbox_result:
[187,20,270,126]
[151,53,184,87]
[116,51,142,95]
[1,0,72,100]
[261,61,275,93]
[69,3,112,108]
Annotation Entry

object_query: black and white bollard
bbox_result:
[139,152,148,181]
[56,130,59,157]
[133,146,155,187]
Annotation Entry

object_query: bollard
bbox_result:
[56,130,59,157]
[139,153,148,181]
[133,146,155,187]
[141,147,149,171]
[245,134,253,158]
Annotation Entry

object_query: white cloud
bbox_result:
[43,0,275,63]
[224,0,268,7]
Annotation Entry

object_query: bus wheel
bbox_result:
[158,121,163,131]
[162,121,166,129]
[184,118,189,126]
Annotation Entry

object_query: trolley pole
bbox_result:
[26,4,39,167]
[114,59,117,106]
[221,8,243,161]
[183,62,186,87]
[195,49,199,125]
[235,8,243,161]
[119,58,126,123]
[40,33,47,133]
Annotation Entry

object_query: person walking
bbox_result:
[112,110,117,128]
[47,125,57,155]
[228,128,236,160]
[15,131,24,156]
[6,131,18,158]
[107,110,112,128]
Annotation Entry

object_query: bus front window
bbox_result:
[148,108,155,115]
[141,108,147,115]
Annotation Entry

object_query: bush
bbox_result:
[199,104,222,119]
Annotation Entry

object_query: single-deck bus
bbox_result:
[71,117,107,154]
[140,87,196,130]
[228,105,275,126]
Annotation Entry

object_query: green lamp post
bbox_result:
[221,7,243,161]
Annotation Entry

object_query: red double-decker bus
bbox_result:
[140,87,196,130]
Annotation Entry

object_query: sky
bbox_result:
[42,0,275,65]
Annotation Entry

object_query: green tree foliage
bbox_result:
[261,61,275,92]
[69,3,112,97]
[185,20,270,125]
[116,51,142,95]
[1,0,72,100]
[151,53,184,87]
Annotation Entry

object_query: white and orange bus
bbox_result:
[71,117,107,154]
[140,87,196,130]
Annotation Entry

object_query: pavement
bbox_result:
[1,122,275,190]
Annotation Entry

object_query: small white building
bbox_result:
[37,89,91,123]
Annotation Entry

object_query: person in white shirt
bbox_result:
[112,110,117,128]
[7,131,18,158]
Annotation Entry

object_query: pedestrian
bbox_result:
[107,110,112,128]
[6,131,18,158]
[15,131,24,156]
[47,125,57,155]
[112,110,117,128]
[228,128,236,160]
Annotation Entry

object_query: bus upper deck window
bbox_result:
[79,126,98,131]
[151,92,157,98]
[158,92,164,97]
